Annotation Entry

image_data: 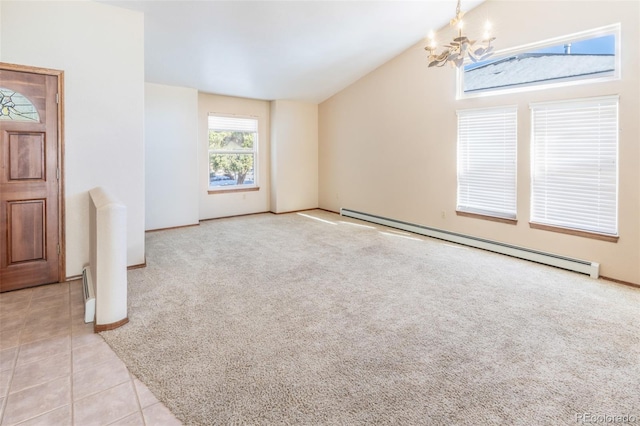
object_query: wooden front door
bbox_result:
[0,66,62,292]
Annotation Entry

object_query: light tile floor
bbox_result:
[0,281,182,426]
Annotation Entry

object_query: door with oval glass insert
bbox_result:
[0,67,61,292]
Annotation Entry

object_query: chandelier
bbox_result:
[425,0,495,68]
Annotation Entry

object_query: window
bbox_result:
[457,106,517,221]
[530,96,618,238]
[208,115,258,190]
[459,24,620,98]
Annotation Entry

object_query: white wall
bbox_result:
[145,83,199,230]
[319,1,640,284]
[0,3,3,59]
[270,100,318,213]
[1,0,146,276]
[199,93,270,219]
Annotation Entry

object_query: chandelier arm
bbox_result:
[425,0,495,68]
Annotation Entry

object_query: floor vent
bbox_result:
[82,266,96,323]
[340,208,599,278]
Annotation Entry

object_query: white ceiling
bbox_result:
[102,1,483,103]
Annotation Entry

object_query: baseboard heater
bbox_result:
[82,266,96,323]
[340,208,599,279]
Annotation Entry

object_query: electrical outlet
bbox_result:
[441,210,446,219]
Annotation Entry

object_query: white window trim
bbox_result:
[457,23,621,100]
[207,113,259,192]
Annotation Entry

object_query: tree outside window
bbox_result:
[208,115,257,189]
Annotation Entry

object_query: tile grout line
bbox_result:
[129,370,148,426]
[12,283,78,425]
[7,284,73,426]
[71,357,130,401]
[69,280,141,426]
[3,282,172,426]
[102,372,147,426]
[6,379,73,425]
[0,344,17,425]
[69,282,76,426]
[0,289,33,425]
[0,350,14,425]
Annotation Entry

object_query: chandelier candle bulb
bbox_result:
[425,0,496,68]
[484,20,492,40]
[427,31,437,49]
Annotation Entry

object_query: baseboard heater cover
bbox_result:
[340,208,599,279]
[82,266,96,323]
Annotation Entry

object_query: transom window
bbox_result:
[459,24,620,98]
[0,88,39,122]
[208,115,258,190]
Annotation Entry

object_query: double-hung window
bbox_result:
[530,96,618,238]
[208,115,258,191]
[457,106,518,221]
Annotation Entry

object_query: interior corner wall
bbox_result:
[145,83,199,231]
[270,100,319,213]
[0,1,146,276]
[318,0,640,284]
[198,93,271,220]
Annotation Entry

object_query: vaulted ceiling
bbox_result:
[103,1,483,103]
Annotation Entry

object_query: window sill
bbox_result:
[208,186,260,195]
[529,222,619,243]
[456,210,517,225]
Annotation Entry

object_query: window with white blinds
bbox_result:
[208,115,258,133]
[530,96,618,235]
[457,106,518,219]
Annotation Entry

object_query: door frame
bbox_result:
[1,62,66,283]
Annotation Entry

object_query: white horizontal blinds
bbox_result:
[531,96,618,235]
[457,106,518,219]
[208,115,258,132]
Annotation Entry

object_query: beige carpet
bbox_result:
[101,210,640,425]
